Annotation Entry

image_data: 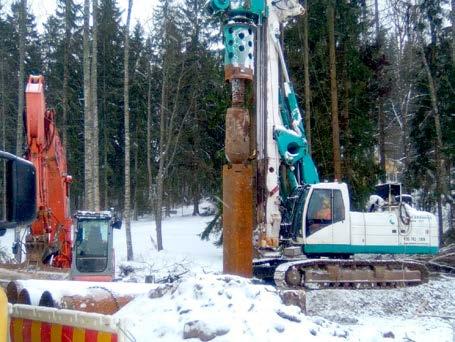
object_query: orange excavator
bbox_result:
[1,75,121,282]
[23,75,73,268]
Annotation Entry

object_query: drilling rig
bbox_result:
[210,0,438,289]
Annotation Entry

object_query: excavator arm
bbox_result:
[25,75,73,268]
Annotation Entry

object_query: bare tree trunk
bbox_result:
[375,0,386,181]
[303,0,312,153]
[327,2,342,180]
[14,0,27,263]
[103,77,108,209]
[452,0,455,64]
[341,76,351,177]
[192,184,200,216]
[401,87,411,171]
[146,68,153,209]
[103,126,108,208]
[124,0,133,261]
[155,171,164,250]
[420,43,448,244]
[378,102,386,179]
[132,124,139,221]
[83,0,94,210]
[156,66,167,251]
[165,194,171,218]
[450,163,454,231]
[91,0,100,210]
[16,0,26,156]
[1,51,6,220]
[62,0,71,154]
[374,0,380,37]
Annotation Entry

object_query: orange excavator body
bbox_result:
[25,75,72,268]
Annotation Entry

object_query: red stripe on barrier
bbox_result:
[84,329,98,342]
[41,322,51,342]
[23,319,32,342]
[61,326,74,342]
[9,318,120,342]
[9,319,14,342]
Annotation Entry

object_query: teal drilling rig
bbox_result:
[210,0,438,289]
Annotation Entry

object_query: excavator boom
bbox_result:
[24,75,73,268]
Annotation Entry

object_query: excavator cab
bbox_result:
[70,211,121,282]
[0,151,36,233]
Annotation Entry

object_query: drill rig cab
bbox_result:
[70,211,121,282]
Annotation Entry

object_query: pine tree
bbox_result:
[92,0,100,210]
[97,0,123,209]
[327,0,341,181]
[83,0,94,210]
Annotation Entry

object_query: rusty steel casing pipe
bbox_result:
[18,289,31,305]
[39,288,135,315]
[6,281,22,304]
[223,164,253,277]
[6,279,158,315]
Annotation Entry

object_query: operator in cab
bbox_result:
[316,196,332,221]
[307,191,332,235]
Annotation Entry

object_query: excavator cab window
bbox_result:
[306,189,345,236]
[75,219,109,273]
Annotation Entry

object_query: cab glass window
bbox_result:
[333,190,345,223]
[75,220,109,273]
[306,189,332,236]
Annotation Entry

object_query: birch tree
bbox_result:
[146,59,153,211]
[14,0,26,262]
[124,0,133,261]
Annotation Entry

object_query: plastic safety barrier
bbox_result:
[1,289,7,342]
[7,304,127,342]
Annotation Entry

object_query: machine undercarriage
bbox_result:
[254,256,430,289]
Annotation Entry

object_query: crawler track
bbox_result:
[272,259,429,290]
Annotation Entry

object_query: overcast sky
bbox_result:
[2,0,404,34]
[22,0,159,32]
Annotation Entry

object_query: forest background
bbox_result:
[0,0,453,259]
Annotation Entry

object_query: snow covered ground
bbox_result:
[113,205,222,282]
[114,272,454,342]
[1,206,454,341]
